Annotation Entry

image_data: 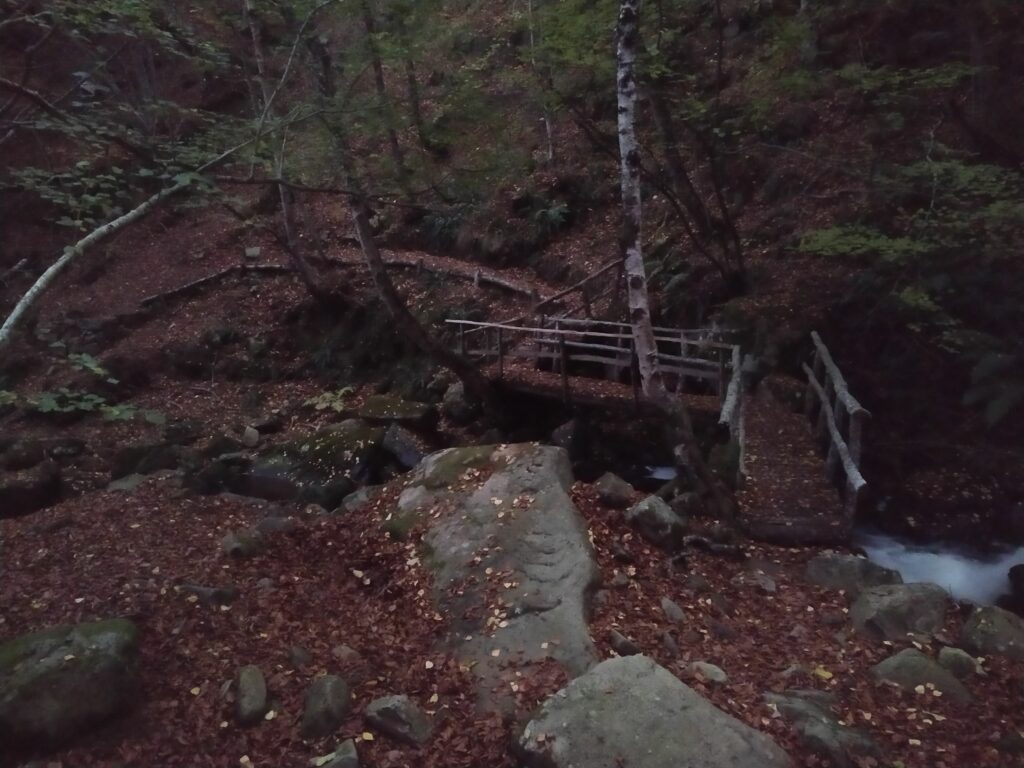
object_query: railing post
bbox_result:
[559,333,570,403]
[717,348,726,400]
[497,327,504,379]
[804,348,821,420]
[629,336,639,407]
[459,324,466,356]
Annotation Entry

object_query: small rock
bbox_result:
[610,572,630,589]
[805,553,903,595]
[301,675,350,738]
[244,246,262,260]
[688,661,727,684]
[315,739,360,768]
[107,473,148,492]
[684,573,712,594]
[709,619,738,640]
[661,631,679,656]
[937,647,979,679]
[850,583,947,642]
[288,645,313,669]
[610,539,634,563]
[871,648,971,704]
[960,605,1024,661]
[765,689,879,768]
[332,645,363,664]
[625,495,686,550]
[382,424,425,470]
[180,583,239,606]
[222,529,264,558]
[608,630,640,656]
[364,694,433,746]
[592,589,610,608]
[752,572,777,594]
[241,427,260,448]
[660,597,686,625]
[441,382,479,425]
[819,609,846,627]
[255,515,298,536]
[594,472,635,509]
[338,486,382,514]
[235,665,268,726]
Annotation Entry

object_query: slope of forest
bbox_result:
[1,0,1023,767]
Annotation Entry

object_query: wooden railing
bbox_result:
[446,317,747,482]
[802,331,869,517]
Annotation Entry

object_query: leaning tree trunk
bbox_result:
[615,0,734,521]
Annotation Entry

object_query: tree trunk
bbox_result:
[360,0,410,189]
[242,0,324,299]
[306,35,498,415]
[616,0,734,521]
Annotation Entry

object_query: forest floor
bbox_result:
[1,189,1023,768]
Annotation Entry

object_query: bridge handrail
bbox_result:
[803,331,869,517]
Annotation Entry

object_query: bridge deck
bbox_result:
[736,389,851,544]
[482,361,723,416]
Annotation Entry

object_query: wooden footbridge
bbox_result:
[447,318,868,545]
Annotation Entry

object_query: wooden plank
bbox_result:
[802,362,867,492]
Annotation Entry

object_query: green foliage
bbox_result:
[799,226,933,264]
[305,388,356,412]
[802,147,1024,425]
[837,62,978,102]
[3,387,164,423]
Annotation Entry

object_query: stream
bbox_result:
[855,528,1024,605]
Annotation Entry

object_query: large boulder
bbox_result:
[414,444,600,713]
[189,419,383,506]
[805,553,902,595]
[625,495,686,549]
[871,649,972,704]
[355,394,438,430]
[960,605,1024,661]
[850,583,947,642]
[0,619,139,746]
[517,655,791,768]
[765,689,879,768]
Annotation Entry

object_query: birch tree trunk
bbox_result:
[616,0,734,521]
[616,0,666,402]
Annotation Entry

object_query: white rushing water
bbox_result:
[856,529,1024,605]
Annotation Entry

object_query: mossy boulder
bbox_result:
[189,420,383,507]
[409,445,499,491]
[354,395,438,429]
[0,619,139,746]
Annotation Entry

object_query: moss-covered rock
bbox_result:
[0,619,139,746]
[355,395,438,429]
[410,445,498,490]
